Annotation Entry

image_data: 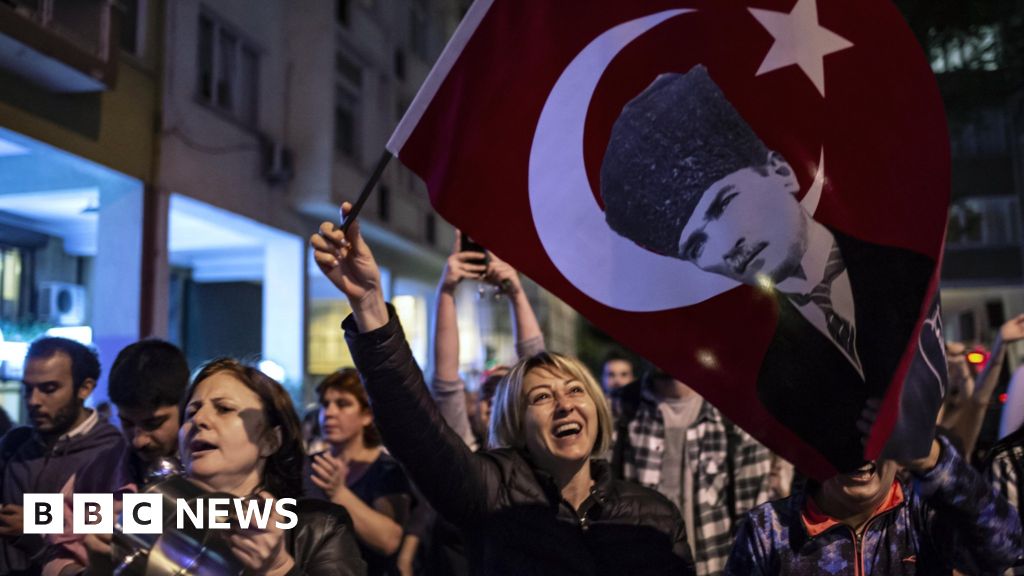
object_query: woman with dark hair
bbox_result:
[179,358,367,575]
[305,368,413,576]
[311,206,694,576]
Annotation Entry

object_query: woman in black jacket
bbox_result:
[177,359,367,575]
[311,205,695,576]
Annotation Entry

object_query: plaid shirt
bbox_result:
[988,443,1024,575]
[620,388,773,576]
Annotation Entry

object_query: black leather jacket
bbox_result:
[345,308,695,576]
[285,499,367,576]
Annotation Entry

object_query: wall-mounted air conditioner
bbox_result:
[38,282,87,326]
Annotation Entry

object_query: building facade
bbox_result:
[0,0,160,417]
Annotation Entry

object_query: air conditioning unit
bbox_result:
[38,282,87,326]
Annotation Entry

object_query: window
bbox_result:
[409,0,430,61]
[929,25,1002,73]
[49,0,107,57]
[334,51,362,159]
[336,0,350,26]
[393,291,428,370]
[378,185,390,222]
[308,300,354,375]
[948,197,1021,247]
[334,87,357,156]
[425,213,436,246]
[396,98,409,124]
[335,52,362,88]
[0,248,22,321]
[197,11,260,126]
[394,48,406,81]
[959,311,977,343]
[119,0,146,56]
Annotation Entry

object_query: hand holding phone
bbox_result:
[459,235,490,266]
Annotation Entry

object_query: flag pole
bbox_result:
[339,150,394,233]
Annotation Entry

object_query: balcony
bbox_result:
[0,0,120,92]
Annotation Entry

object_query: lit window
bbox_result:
[307,299,354,375]
[0,248,21,320]
[393,294,428,369]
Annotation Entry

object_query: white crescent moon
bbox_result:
[528,10,826,312]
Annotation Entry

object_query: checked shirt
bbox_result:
[619,388,773,575]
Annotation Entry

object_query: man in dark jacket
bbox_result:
[0,337,124,576]
[725,434,1022,574]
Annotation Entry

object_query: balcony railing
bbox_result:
[0,0,120,92]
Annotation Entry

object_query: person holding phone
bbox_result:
[431,230,546,450]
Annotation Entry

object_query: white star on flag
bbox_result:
[749,0,854,97]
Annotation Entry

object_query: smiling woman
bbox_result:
[179,359,367,575]
[311,206,696,576]
[489,354,613,478]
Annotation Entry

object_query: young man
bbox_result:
[611,371,772,575]
[0,338,123,576]
[727,435,1022,574]
[600,65,938,473]
[43,339,189,576]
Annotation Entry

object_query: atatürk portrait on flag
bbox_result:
[600,65,935,472]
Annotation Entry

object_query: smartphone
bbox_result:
[460,235,490,266]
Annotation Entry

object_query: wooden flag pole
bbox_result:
[338,150,394,233]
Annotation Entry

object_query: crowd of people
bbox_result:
[0,209,1019,575]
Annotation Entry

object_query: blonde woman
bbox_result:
[311,206,694,576]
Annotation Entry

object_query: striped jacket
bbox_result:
[613,383,773,575]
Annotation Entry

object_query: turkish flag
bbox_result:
[387,0,950,480]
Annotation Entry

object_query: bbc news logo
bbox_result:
[22,494,298,534]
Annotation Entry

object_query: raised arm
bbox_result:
[911,435,1023,574]
[311,204,388,333]
[311,207,495,527]
[486,251,545,358]
[949,314,1024,457]
[431,231,487,449]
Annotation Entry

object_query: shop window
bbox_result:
[308,299,354,375]
[393,294,428,370]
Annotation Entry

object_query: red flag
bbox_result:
[388,0,950,479]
